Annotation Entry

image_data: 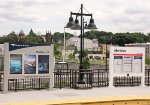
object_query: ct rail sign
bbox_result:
[109,46,145,87]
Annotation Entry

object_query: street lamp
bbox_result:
[65,4,97,83]
[62,27,66,63]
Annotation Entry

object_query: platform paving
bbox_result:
[0,87,150,105]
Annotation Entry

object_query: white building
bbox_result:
[125,43,150,57]
[0,44,4,71]
[59,46,75,59]
[0,44,4,55]
[66,37,99,51]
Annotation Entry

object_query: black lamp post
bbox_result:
[65,4,97,83]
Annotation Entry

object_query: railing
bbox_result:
[0,74,3,91]
[54,69,72,89]
[0,68,150,91]
[53,69,150,88]
[92,69,109,87]
[8,78,50,91]
[145,69,150,86]
[113,76,141,87]
[53,69,93,89]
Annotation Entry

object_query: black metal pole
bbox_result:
[80,4,83,70]
[68,4,94,84]
[106,43,107,71]
[83,18,84,52]
[78,4,84,83]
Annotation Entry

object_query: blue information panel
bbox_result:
[10,54,22,74]
[38,55,49,74]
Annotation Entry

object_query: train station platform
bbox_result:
[0,87,150,105]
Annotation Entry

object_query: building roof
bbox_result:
[19,30,25,35]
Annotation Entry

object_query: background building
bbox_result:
[59,46,75,60]
[19,30,25,43]
[66,37,99,51]
[125,43,150,57]
[0,44,4,71]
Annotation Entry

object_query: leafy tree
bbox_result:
[54,44,62,60]
[83,57,90,69]
[7,31,19,43]
[84,30,150,46]
[145,56,150,65]
[24,29,44,44]
[0,31,19,44]
[68,53,75,61]
[29,29,36,36]
[83,50,90,69]
[53,32,73,44]
[24,35,44,44]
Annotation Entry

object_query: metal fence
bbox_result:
[0,74,2,91]
[53,69,93,89]
[145,69,150,86]
[0,69,150,91]
[113,76,141,87]
[92,69,109,87]
[53,69,147,88]
[8,78,50,91]
[53,69,109,89]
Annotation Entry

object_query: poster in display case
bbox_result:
[133,56,142,73]
[24,54,36,74]
[38,55,49,74]
[113,56,123,73]
[10,54,22,74]
[123,56,132,72]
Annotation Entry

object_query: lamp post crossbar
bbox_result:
[71,12,92,17]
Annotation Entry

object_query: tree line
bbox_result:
[84,31,150,46]
[0,30,45,44]
[0,30,150,46]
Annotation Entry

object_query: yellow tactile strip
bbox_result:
[1,96,150,105]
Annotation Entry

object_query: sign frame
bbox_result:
[3,43,54,93]
[109,46,145,87]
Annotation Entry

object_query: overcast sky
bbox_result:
[0,0,150,36]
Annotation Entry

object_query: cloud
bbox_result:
[0,0,149,35]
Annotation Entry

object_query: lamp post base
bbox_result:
[78,65,85,84]
[77,81,85,84]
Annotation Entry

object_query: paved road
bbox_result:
[0,87,150,105]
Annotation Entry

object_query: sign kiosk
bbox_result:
[109,46,145,87]
[3,43,54,93]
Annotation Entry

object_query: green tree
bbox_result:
[53,32,73,44]
[0,31,19,44]
[84,30,150,46]
[24,35,44,44]
[69,53,73,60]
[7,31,19,43]
[54,44,62,61]
[24,29,44,44]
[83,57,90,69]
[83,50,90,69]
[29,29,36,36]
[145,56,150,65]
[68,53,75,61]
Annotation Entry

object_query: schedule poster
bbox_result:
[113,56,123,73]
[133,56,142,73]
